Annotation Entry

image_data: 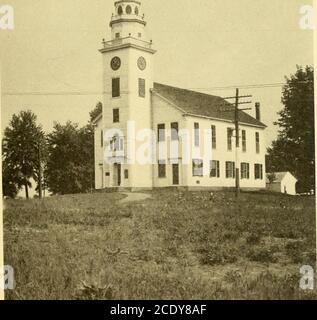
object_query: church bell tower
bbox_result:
[99,0,156,189]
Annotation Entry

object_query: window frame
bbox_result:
[242,130,247,152]
[157,124,166,142]
[227,128,233,151]
[113,108,120,123]
[254,163,263,180]
[193,159,203,177]
[194,123,200,147]
[112,77,120,98]
[211,125,217,149]
[171,122,179,141]
[256,132,260,154]
[110,135,124,152]
[158,160,167,178]
[241,162,250,179]
[210,160,220,178]
[138,78,145,98]
[226,161,235,179]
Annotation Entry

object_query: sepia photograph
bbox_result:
[0,0,316,303]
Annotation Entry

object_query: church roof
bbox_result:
[153,83,266,128]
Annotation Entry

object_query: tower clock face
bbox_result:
[111,57,121,71]
[137,56,146,70]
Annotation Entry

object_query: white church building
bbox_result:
[93,0,266,191]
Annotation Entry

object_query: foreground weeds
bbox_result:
[4,190,316,300]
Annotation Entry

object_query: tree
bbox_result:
[33,137,48,199]
[266,173,276,184]
[2,110,44,199]
[46,121,94,195]
[266,66,314,193]
[2,161,19,198]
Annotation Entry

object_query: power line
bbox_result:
[2,91,103,96]
[1,80,311,96]
[189,83,286,91]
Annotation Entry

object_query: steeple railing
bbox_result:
[102,36,153,50]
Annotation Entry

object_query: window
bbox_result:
[112,78,120,98]
[255,132,260,153]
[158,161,166,178]
[135,7,139,15]
[138,32,142,38]
[118,5,123,15]
[194,123,200,147]
[158,124,165,142]
[227,128,233,151]
[242,130,246,152]
[124,170,129,179]
[171,122,179,141]
[210,160,220,178]
[115,33,120,39]
[113,109,119,123]
[138,78,145,98]
[110,135,124,152]
[101,130,103,147]
[193,159,203,177]
[211,125,216,149]
[126,5,132,14]
[255,164,263,180]
[241,163,250,179]
[226,161,235,178]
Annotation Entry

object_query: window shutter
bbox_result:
[139,78,145,97]
[113,109,119,123]
[158,124,165,142]
[112,78,120,98]
[171,122,179,141]
[211,125,216,149]
[194,123,200,147]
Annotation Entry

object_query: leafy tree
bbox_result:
[266,66,314,193]
[266,173,276,184]
[46,122,94,195]
[2,110,44,199]
[2,161,19,198]
[33,137,48,198]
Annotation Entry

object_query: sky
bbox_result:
[0,0,314,148]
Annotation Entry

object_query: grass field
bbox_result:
[3,189,316,300]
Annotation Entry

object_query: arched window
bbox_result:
[126,5,132,14]
[135,6,139,15]
[118,5,123,15]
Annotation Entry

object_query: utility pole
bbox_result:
[222,90,253,198]
[37,141,42,199]
[234,88,240,197]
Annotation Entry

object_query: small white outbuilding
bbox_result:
[266,172,298,195]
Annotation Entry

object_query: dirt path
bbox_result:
[119,192,151,204]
